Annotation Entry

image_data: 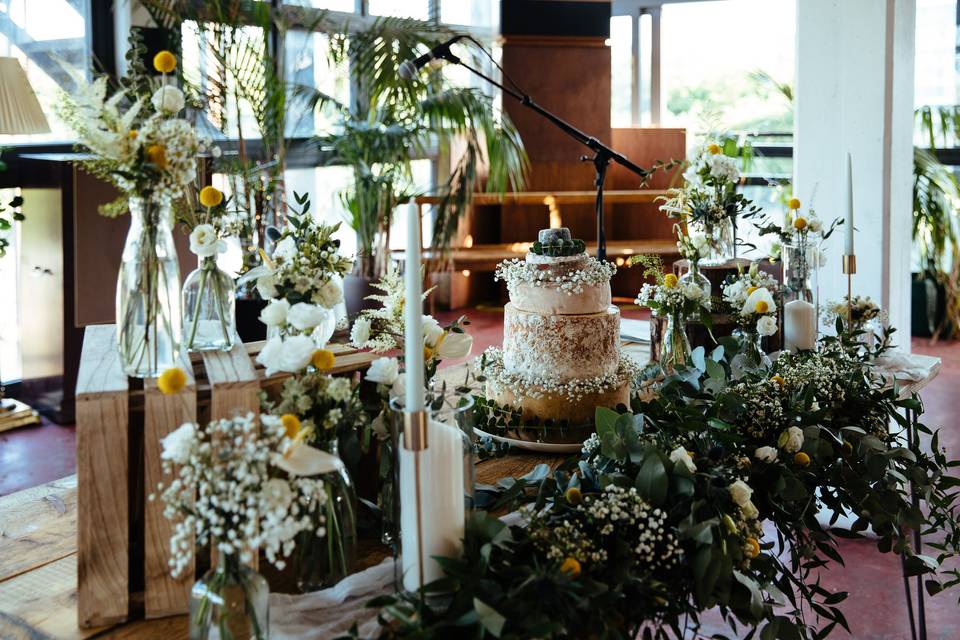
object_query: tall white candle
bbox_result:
[784,300,816,352]
[844,153,854,256]
[404,202,425,412]
[400,419,465,591]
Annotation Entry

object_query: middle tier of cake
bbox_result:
[502,302,621,383]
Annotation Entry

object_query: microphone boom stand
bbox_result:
[439,51,652,261]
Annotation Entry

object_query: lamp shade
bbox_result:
[0,57,50,135]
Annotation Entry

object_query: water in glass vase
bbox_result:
[189,551,269,640]
[182,256,236,352]
[116,196,182,377]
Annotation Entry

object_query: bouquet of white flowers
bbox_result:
[722,265,780,337]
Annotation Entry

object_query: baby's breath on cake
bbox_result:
[494,257,616,296]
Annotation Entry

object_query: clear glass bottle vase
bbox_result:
[189,549,269,640]
[659,311,692,374]
[295,441,358,592]
[697,217,736,266]
[782,242,818,308]
[182,256,236,352]
[115,196,182,378]
[733,327,768,367]
[679,262,712,302]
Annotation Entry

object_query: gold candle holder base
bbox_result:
[402,409,428,591]
[842,254,856,328]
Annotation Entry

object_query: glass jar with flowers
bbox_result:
[56,49,214,377]
[675,224,712,298]
[181,186,235,352]
[154,412,337,640]
[721,265,781,366]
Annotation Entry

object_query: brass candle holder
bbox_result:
[403,409,428,590]
[842,254,857,328]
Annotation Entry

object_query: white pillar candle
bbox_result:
[784,300,817,352]
[404,202,425,412]
[399,418,465,591]
[844,153,854,256]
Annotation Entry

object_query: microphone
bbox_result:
[398,35,465,80]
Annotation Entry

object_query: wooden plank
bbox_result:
[75,325,130,629]
[142,354,196,619]
[202,336,260,421]
[0,475,78,582]
[414,189,669,206]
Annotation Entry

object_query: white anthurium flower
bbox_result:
[365,356,399,386]
[742,287,775,316]
[189,224,225,257]
[259,298,290,327]
[273,441,342,477]
[669,446,697,473]
[754,446,778,463]
[436,331,473,360]
[151,85,185,114]
[422,315,444,347]
[757,315,778,337]
[779,426,805,453]
[256,273,279,299]
[350,316,372,347]
[728,479,753,507]
[272,236,298,261]
[287,302,326,331]
[256,335,315,376]
[160,422,196,464]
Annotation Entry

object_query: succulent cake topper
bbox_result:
[531,227,587,257]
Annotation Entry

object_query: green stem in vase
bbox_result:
[187,264,209,349]
[212,264,232,345]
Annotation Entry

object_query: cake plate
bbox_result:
[474,426,585,454]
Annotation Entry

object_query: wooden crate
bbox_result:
[75,325,377,628]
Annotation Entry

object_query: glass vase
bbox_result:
[733,327,767,367]
[116,196,182,378]
[678,262,712,302]
[782,242,818,309]
[189,550,269,640]
[659,311,692,374]
[295,441,357,592]
[697,218,736,266]
[182,256,236,352]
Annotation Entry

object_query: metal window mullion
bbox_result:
[650,6,662,126]
[631,10,641,126]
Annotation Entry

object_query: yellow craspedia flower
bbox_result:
[157,367,186,395]
[311,349,336,371]
[788,197,801,210]
[744,537,761,559]
[153,50,177,74]
[663,273,678,288]
[199,186,224,208]
[793,216,808,231]
[564,486,583,505]
[145,144,167,169]
[707,143,722,155]
[128,130,138,139]
[559,557,581,578]
[770,374,785,387]
[754,300,770,314]
[280,413,301,439]
[794,451,811,467]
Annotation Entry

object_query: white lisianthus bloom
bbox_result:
[807,217,823,233]
[256,335,315,376]
[682,282,706,301]
[437,331,473,360]
[259,298,290,327]
[757,315,778,337]
[256,273,279,299]
[314,279,343,308]
[728,479,753,506]
[682,163,702,188]
[350,316,372,347]
[160,422,196,464]
[741,499,760,520]
[422,315,444,347]
[365,356,400,386]
[272,236,297,261]
[669,446,697,473]
[754,446,778,463]
[287,302,326,331]
[779,426,805,453]
[151,85,185,114]
[707,154,740,183]
[742,287,775,316]
[189,224,225,257]
[690,232,710,254]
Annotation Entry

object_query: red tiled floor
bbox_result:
[1,310,958,636]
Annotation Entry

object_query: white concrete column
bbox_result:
[793,0,915,343]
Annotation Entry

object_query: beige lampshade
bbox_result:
[0,57,50,135]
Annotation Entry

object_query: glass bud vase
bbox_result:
[678,262,712,303]
[182,256,236,352]
[697,218,736,266]
[295,441,357,592]
[116,196,182,378]
[189,550,269,640]
[733,327,768,367]
[659,311,692,374]
[782,242,818,309]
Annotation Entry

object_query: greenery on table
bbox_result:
[344,328,960,639]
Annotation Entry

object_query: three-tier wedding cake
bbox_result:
[481,228,637,429]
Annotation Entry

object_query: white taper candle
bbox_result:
[844,153,854,256]
[404,201,425,412]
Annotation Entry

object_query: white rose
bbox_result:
[754,446,778,463]
[741,499,759,520]
[272,236,297,261]
[350,316,372,347]
[189,224,224,257]
[160,422,195,464]
[807,218,822,233]
[682,282,705,301]
[779,426,805,453]
[287,302,326,331]
[669,446,696,473]
[365,356,399,386]
[436,331,473,360]
[422,315,444,347]
[757,315,778,337]
[728,479,753,507]
[256,335,315,376]
[259,298,290,327]
[256,273,278,299]
[151,85,185,114]
[742,287,775,316]
[314,279,343,309]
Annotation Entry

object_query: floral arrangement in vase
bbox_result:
[659,138,758,265]
[674,223,712,294]
[154,411,338,639]
[722,264,780,362]
[56,49,215,377]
